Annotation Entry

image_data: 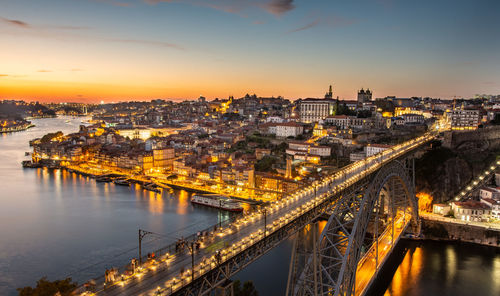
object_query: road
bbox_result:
[78,133,433,296]
[354,213,410,296]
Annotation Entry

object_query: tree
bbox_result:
[254,155,277,173]
[272,142,288,155]
[233,280,258,296]
[40,131,63,143]
[357,110,372,118]
[18,277,77,296]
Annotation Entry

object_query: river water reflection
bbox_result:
[0,117,225,295]
[0,117,499,296]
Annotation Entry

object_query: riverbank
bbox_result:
[0,116,227,296]
[419,217,500,247]
[0,122,34,133]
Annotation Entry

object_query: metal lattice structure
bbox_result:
[288,159,420,296]
[171,157,420,296]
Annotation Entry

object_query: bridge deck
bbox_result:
[355,214,411,296]
[79,134,433,296]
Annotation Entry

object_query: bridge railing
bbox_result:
[77,213,244,293]
[78,133,434,294]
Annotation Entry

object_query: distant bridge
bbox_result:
[78,133,434,296]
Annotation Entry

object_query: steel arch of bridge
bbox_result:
[172,158,419,296]
[291,160,419,296]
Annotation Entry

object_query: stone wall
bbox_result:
[443,125,500,149]
[421,218,500,247]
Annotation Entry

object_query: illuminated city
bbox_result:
[1,1,500,296]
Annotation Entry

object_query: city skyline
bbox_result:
[1,0,500,102]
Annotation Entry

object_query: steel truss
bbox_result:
[290,159,420,296]
[173,177,367,296]
[173,157,419,296]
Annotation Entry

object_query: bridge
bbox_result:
[78,133,434,296]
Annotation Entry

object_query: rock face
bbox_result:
[416,155,472,203]
[415,138,499,204]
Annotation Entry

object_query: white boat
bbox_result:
[191,194,243,212]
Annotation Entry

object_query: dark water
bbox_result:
[1,117,499,296]
[235,239,500,296]
[0,117,225,295]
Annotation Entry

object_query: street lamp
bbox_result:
[189,241,195,282]
[260,207,268,239]
[138,229,155,265]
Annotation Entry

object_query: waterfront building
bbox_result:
[153,147,175,171]
[433,204,451,215]
[451,201,491,222]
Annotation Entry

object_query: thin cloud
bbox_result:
[0,17,30,28]
[143,0,296,17]
[0,16,184,51]
[287,15,357,34]
[96,0,132,7]
[37,70,52,73]
[0,74,27,78]
[287,19,319,33]
[1,16,88,31]
[70,68,84,72]
[108,38,185,50]
[49,25,90,30]
[263,0,295,16]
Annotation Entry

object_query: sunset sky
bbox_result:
[1,0,500,103]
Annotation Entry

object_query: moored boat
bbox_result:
[191,194,243,212]
[143,182,161,193]
[114,178,130,186]
[21,160,42,168]
[96,176,112,183]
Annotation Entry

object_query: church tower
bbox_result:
[325,85,333,99]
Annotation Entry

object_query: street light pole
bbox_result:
[261,207,267,239]
[139,229,155,265]
[190,241,195,282]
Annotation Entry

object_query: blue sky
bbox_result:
[1,0,499,102]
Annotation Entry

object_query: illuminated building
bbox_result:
[299,98,336,123]
[275,122,304,138]
[450,108,480,130]
[451,201,491,222]
[357,88,372,107]
[366,144,392,157]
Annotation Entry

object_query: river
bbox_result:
[0,117,499,295]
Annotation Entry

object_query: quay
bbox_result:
[0,123,34,133]
[419,213,500,247]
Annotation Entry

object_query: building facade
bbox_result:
[275,122,304,138]
[357,88,372,107]
[365,144,392,157]
[299,98,336,123]
[450,109,480,130]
